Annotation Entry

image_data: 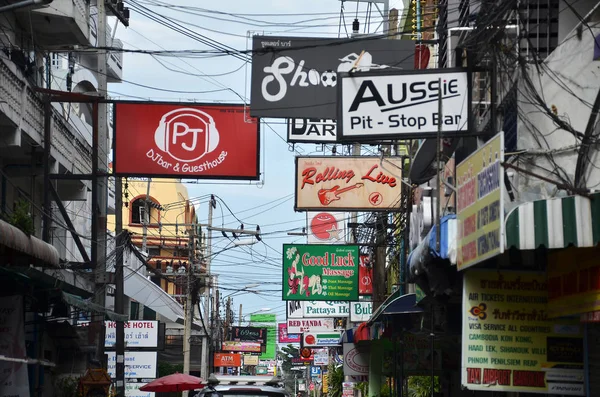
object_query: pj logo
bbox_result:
[154,108,220,162]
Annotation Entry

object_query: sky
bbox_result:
[109,0,402,324]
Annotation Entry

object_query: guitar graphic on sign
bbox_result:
[318,183,364,205]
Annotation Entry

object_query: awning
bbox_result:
[0,219,60,265]
[505,193,600,250]
[62,292,128,322]
[368,291,423,325]
[408,215,457,278]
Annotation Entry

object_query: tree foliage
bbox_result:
[407,376,439,397]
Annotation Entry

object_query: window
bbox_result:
[131,199,148,224]
[130,196,162,225]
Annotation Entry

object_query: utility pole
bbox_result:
[141,178,152,254]
[182,213,195,397]
[93,0,109,367]
[238,304,242,326]
[114,176,125,397]
[201,195,215,379]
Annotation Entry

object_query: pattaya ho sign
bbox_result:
[295,157,403,211]
[283,244,359,301]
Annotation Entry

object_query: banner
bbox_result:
[359,256,373,295]
[313,348,330,366]
[456,132,504,270]
[288,119,337,143]
[287,318,335,334]
[307,212,346,244]
[222,341,262,353]
[283,244,359,301]
[278,323,301,343]
[243,355,259,366]
[0,295,29,397]
[350,302,373,323]
[462,270,584,395]
[250,35,414,119]
[105,320,158,348]
[106,352,157,379]
[214,353,242,367]
[338,69,470,140]
[228,327,267,343]
[302,332,342,347]
[113,102,259,180]
[304,301,350,317]
[295,157,403,211]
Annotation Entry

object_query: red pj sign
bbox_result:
[113,102,260,180]
[359,255,373,295]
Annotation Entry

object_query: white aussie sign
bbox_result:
[287,318,335,334]
[349,301,373,322]
[288,119,337,143]
[338,69,469,140]
[304,301,350,318]
[105,320,159,348]
[106,351,157,379]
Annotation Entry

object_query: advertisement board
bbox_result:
[462,270,584,395]
[113,102,259,180]
[106,352,157,379]
[304,301,350,317]
[283,244,359,301]
[214,353,242,367]
[243,355,260,366]
[222,341,262,353]
[302,332,342,347]
[278,322,301,343]
[249,313,277,323]
[359,256,373,295]
[261,325,277,360]
[307,212,346,244]
[287,318,335,334]
[295,157,403,212]
[287,301,304,319]
[343,343,369,377]
[250,35,414,119]
[338,68,470,140]
[350,301,373,322]
[288,119,337,143]
[105,321,158,348]
[456,132,504,271]
[313,348,330,366]
[229,327,267,343]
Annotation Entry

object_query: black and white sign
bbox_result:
[287,301,304,319]
[251,36,414,119]
[287,119,337,143]
[338,69,470,140]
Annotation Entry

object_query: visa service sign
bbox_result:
[113,102,259,180]
[338,69,470,141]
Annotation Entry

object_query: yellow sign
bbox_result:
[462,270,584,394]
[456,133,504,270]
[295,157,403,211]
[322,374,328,393]
[243,354,259,366]
[547,246,600,318]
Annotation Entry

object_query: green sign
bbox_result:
[256,366,268,375]
[250,313,277,323]
[250,314,277,361]
[283,244,359,301]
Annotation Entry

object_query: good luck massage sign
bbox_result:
[283,244,359,302]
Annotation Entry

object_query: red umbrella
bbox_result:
[139,373,205,392]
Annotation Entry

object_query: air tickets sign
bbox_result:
[113,102,259,180]
[295,157,403,211]
[456,132,504,270]
[283,244,359,301]
[462,270,584,395]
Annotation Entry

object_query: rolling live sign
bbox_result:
[462,270,584,395]
[283,244,359,301]
[295,157,403,211]
[456,132,504,271]
[113,102,259,180]
[250,35,414,119]
[338,68,470,141]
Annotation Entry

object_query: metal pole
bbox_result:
[141,178,152,254]
[182,216,194,397]
[115,176,125,397]
[201,196,215,379]
[239,304,242,326]
[42,97,52,243]
[436,78,442,252]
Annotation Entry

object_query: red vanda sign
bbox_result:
[113,102,260,179]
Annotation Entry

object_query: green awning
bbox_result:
[62,292,127,322]
[505,193,600,250]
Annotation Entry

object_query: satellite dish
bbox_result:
[410,138,459,185]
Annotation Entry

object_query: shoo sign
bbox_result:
[338,68,471,141]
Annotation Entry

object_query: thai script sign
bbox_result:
[283,244,359,301]
[456,132,504,270]
[462,270,584,394]
[295,157,403,212]
[222,341,262,353]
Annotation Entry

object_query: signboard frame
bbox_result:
[337,68,472,141]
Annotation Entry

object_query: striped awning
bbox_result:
[505,193,600,250]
